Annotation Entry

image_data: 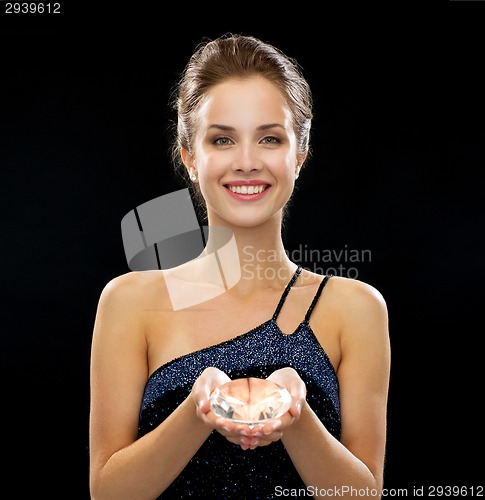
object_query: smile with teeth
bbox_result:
[227,185,267,194]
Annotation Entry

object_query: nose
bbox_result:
[231,144,262,175]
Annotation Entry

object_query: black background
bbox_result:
[1,3,484,498]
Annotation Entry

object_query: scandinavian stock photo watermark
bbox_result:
[241,244,372,281]
[121,189,374,309]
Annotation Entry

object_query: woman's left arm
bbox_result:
[280,280,391,498]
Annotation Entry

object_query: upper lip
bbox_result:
[224,179,271,187]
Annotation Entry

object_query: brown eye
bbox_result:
[261,136,281,145]
[215,137,233,146]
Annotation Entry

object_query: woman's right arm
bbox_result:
[89,273,213,500]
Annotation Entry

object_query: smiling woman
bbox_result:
[180,76,303,229]
[89,33,390,500]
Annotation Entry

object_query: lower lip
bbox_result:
[225,186,270,202]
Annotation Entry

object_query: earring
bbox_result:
[189,169,197,182]
[295,167,300,179]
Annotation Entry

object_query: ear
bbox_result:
[299,150,308,166]
[181,148,195,171]
[181,148,199,183]
[296,150,308,174]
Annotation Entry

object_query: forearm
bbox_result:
[282,401,381,498]
[91,396,212,500]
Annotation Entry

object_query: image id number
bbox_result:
[5,3,61,14]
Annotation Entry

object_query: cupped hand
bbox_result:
[190,368,263,449]
[191,367,307,450]
[266,367,307,422]
[191,366,231,422]
[218,368,307,450]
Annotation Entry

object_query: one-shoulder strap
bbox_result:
[272,265,303,321]
[304,274,333,322]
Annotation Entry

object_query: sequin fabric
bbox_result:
[138,267,340,499]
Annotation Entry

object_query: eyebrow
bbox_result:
[207,123,285,132]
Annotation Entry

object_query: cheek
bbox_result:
[198,161,225,183]
[269,152,296,177]
[198,148,228,171]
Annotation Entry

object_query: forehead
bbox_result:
[197,77,291,125]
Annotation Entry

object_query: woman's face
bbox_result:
[188,76,302,228]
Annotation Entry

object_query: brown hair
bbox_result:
[169,33,313,217]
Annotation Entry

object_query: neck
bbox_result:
[202,214,297,292]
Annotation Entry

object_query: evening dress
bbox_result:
[138,265,340,499]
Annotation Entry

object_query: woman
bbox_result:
[89,33,390,499]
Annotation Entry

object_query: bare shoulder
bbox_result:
[328,275,387,314]
[312,276,388,335]
[92,270,171,350]
[323,275,389,344]
[97,270,168,310]
[302,269,386,313]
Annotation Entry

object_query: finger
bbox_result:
[214,417,237,433]
[255,435,281,446]
[289,400,302,418]
[197,399,211,414]
[240,436,261,449]
[259,418,285,435]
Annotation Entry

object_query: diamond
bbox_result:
[209,377,292,426]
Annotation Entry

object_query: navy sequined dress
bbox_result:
[138,265,340,499]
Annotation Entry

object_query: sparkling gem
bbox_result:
[209,377,292,425]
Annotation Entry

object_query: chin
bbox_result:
[229,212,278,230]
[208,201,283,228]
